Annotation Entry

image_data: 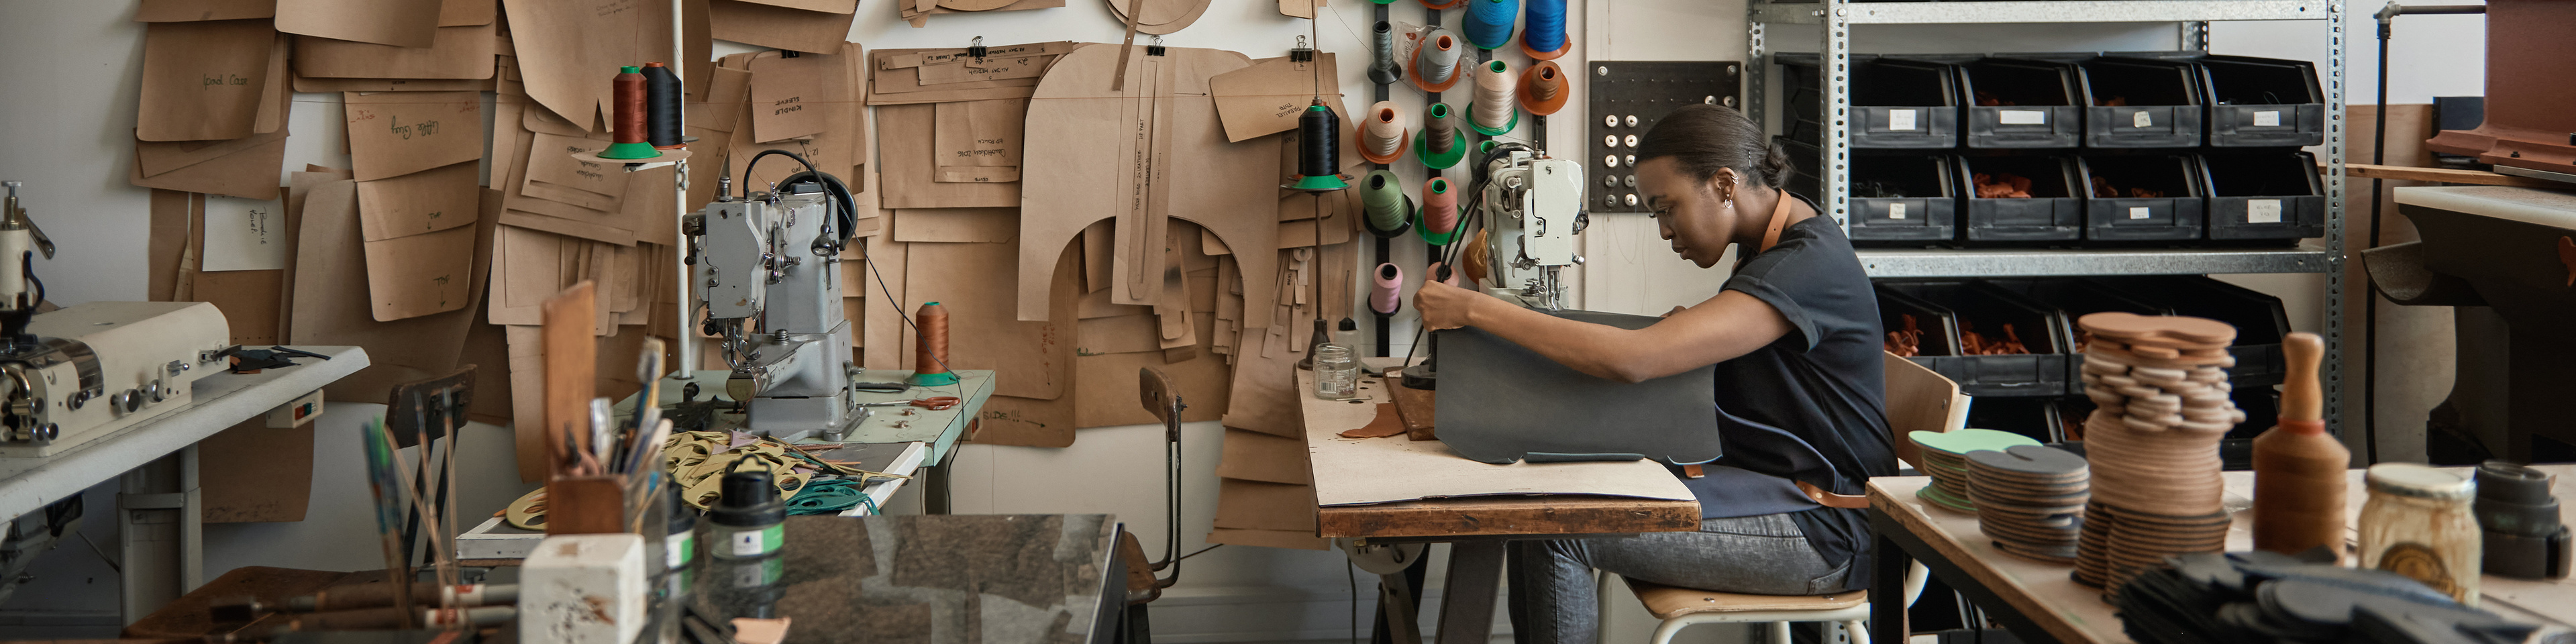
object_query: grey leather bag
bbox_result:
[1431,309,1723,465]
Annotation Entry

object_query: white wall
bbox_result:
[0,0,2489,640]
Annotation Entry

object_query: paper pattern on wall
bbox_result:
[202,195,289,272]
[136,19,276,142]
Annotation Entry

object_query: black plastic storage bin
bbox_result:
[1850,154,1962,244]
[1779,138,1961,245]
[1957,156,2082,243]
[1967,396,2078,443]
[2091,276,2293,386]
[1780,54,1962,149]
[2194,55,2326,147]
[2198,151,2325,243]
[1876,284,1962,360]
[2077,155,2207,242]
[1975,277,2166,393]
[2077,56,2204,148]
[1877,280,2075,397]
[1959,58,2082,148]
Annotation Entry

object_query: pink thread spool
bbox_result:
[1370,263,1404,315]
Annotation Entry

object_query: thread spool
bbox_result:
[1408,28,1464,92]
[1357,101,1408,164]
[1420,0,1462,10]
[1368,21,1402,85]
[1415,103,1465,169]
[1519,0,1569,60]
[1518,60,1569,115]
[1288,102,1349,191]
[1470,60,1521,136]
[601,66,658,160]
[911,302,957,386]
[1360,170,1411,235]
[1370,264,1404,315]
[1463,0,1518,50]
[1421,178,1459,245]
[1461,228,1490,286]
[642,63,684,149]
[1426,262,1462,286]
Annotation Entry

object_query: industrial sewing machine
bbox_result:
[0,182,230,457]
[1475,150,1588,309]
[684,167,860,442]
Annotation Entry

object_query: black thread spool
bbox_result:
[642,62,684,149]
[1287,99,1348,191]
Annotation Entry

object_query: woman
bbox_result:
[1413,104,1897,641]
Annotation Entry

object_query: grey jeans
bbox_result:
[1505,513,1851,644]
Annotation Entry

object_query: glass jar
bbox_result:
[2358,463,2481,606]
[1312,343,1359,400]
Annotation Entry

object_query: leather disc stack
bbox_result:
[1909,429,2042,513]
[1969,445,2090,564]
[2070,312,2248,599]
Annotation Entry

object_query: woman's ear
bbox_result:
[1707,167,1740,205]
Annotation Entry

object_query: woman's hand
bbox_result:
[1413,280,1482,331]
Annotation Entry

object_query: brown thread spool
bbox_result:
[911,303,957,386]
[1519,60,1569,115]
[613,66,647,145]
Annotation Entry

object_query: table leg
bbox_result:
[1869,506,2057,643]
[1373,553,1429,644]
[118,445,203,624]
[1434,541,1504,644]
[1871,527,1910,644]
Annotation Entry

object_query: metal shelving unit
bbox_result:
[1746,0,2351,429]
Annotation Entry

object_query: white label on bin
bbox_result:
[2253,110,2282,127]
[1887,203,1908,219]
[2132,111,2153,127]
[2247,199,2283,223]
[2000,109,2047,125]
[2128,207,2153,220]
[1889,109,1918,131]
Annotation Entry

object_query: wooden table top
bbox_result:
[1870,465,2576,644]
[1304,362,1700,541]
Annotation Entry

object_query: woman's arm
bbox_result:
[1414,281,1794,383]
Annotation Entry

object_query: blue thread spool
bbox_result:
[1521,0,1568,60]
[1463,0,1518,51]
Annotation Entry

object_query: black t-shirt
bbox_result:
[1671,208,1898,592]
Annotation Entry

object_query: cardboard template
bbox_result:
[876,104,1017,209]
[294,23,499,80]
[1215,428,1308,484]
[901,237,1076,400]
[356,160,480,241]
[135,128,289,178]
[198,416,314,523]
[521,132,629,212]
[137,19,276,142]
[276,0,442,48]
[130,133,289,201]
[254,33,291,135]
[707,0,855,54]
[501,0,670,131]
[1019,45,1279,330]
[735,0,856,13]
[889,209,1016,244]
[931,99,1024,183]
[1074,315,1160,355]
[1208,53,1345,143]
[854,235,907,371]
[1210,478,1317,532]
[293,77,492,93]
[897,0,1062,28]
[344,91,482,181]
[134,0,276,22]
[747,50,839,144]
[361,225,476,321]
[291,180,499,405]
[438,0,496,25]
[865,42,1075,105]
[201,195,289,272]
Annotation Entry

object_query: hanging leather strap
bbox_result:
[1757,191,1796,253]
[1796,480,1871,509]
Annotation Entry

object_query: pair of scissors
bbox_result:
[858,396,960,411]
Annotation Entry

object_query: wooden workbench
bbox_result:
[1868,466,2576,644]
[1300,364,1699,644]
